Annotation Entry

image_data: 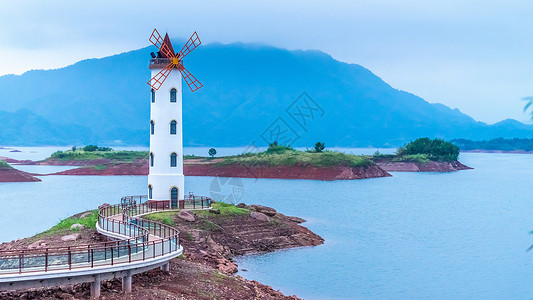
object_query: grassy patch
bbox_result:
[0,160,11,169]
[92,164,107,171]
[184,154,208,159]
[212,271,227,282]
[217,149,371,168]
[213,202,249,215]
[143,211,177,226]
[196,202,249,217]
[50,150,148,162]
[36,210,98,237]
[391,154,430,163]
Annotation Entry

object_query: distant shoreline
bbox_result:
[461,149,533,154]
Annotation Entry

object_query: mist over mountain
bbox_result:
[1,42,532,147]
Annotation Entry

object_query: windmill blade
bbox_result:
[147,63,174,90]
[179,66,203,92]
[178,32,201,59]
[149,29,175,59]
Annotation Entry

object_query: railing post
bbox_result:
[68,247,71,270]
[128,244,131,263]
[91,249,94,268]
[19,252,23,274]
[45,250,48,272]
[111,245,114,265]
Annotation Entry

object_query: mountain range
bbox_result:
[1,41,532,147]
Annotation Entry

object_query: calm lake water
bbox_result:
[0,147,532,299]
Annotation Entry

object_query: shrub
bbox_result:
[314,142,325,153]
[266,141,294,154]
[400,138,459,161]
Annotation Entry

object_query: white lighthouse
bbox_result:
[147,69,184,207]
[146,30,202,208]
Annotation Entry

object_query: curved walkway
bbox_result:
[0,196,211,298]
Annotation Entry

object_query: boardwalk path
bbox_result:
[0,196,211,298]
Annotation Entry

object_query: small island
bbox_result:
[373,138,472,172]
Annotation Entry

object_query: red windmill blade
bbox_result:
[179,65,203,92]
[148,29,175,59]
[149,63,174,91]
[179,32,201,59]
[147,29,202,92]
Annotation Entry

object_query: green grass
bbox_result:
[93,164,107,171]
[217,149,371,168]
[184,154,208,159]
[36,210,98,237]
[49,150,148,162]
[143,211,177,226]
[196,202,249,217]
[0,160,10,168]
[212,202,249,215]
[391,154,430,163]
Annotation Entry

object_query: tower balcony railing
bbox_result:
[149,58,172,69]
[121,194,212,211]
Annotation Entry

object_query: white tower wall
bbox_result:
[148,68,184,204]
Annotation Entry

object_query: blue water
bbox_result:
[0,148,532,299]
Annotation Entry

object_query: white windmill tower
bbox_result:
[147,29,202,208]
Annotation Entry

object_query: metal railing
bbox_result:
[0,195,211,275]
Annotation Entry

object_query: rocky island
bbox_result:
[0,202,322,299]
[372,138,472,172]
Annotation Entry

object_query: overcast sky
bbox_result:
[1,0,532,124]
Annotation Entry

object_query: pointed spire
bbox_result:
[160,33,176,58]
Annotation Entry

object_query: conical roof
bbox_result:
[159,33,176,58]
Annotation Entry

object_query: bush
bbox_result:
[400,138,459,161]
[82,145,113,152]
[265,141,294,154]
[314,142,325,153]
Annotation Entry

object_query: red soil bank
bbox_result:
[185,163,391,180]
[49,161,391,180]
[0,166,41,182]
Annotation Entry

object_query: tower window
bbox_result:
[150,120,155,135]
[150,152,154,167]
[170,152,177,167]
[170,88,177,103]
[170,120,177,135]
[151,89,155,103]
[148,185,153,199]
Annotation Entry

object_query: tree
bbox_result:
[208,148,217,158]
[83,145,99,152]
[71,146,77,151]
[314,142,325,153]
